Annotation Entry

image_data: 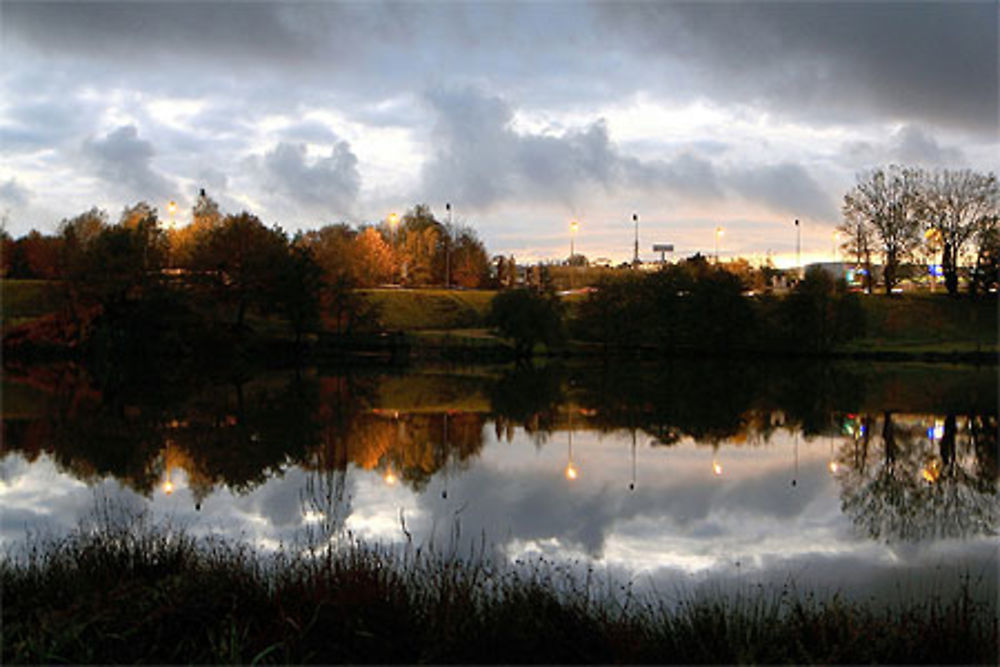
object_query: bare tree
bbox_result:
[843,166,923,295]
[837,202,876,293]
[921,169,999,296]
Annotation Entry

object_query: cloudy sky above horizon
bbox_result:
[2,1,997,265]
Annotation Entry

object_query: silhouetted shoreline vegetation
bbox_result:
[2,508,996,665]
[2,184,997,365]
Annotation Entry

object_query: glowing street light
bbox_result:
[167,200,178,227]
[569,219,579,260]
[714,226,724,264]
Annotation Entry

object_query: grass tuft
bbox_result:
[3,513,997,664]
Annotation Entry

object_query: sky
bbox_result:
[1,1,997,266]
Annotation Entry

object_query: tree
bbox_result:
[170,190,224,269]
[11,230,63,279]
[352,226,394,286]
[921,169,998,296]
[278,237,323,346]
[969,215,999,296]
[190,212,289,327]
[843,166,922,295]
[448,225,490,287]
[778,266,865,353]
[398,204,445,286]
[488,288,565,359]
[838,202,876,293]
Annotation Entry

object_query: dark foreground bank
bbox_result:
[3,515,996,665]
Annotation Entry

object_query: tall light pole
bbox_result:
[445,202,452,289]
[632,213,639,266]
[388,212,400,284]
[795,219,802,279]
[166,200,178,268]
[569,220,579,291]
[832,230,839,263]
[714,226,724,264]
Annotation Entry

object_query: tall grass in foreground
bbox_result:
[3,513,996,664]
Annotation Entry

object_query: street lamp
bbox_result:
[832,231,840,263]
[795,219,802,279]
[570,220,579,260]
[444,202,452,288]
[714,226,724,264]
[632,213,639,266]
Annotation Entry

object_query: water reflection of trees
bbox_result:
[835,412,998,542]
[2,364,490,502]
[3,361,997,544]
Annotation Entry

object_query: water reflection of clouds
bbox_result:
[2,423,996,604]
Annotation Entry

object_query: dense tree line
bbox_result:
[572,257,864,355]
[840,166,998,296]
[2,194,492,357]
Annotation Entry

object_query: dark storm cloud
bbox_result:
[2,2,320,67]
[260,140,360,216]
[729,163,838,221]
[81,125,176,201]
[600,2,998,134]
[844,125,967,168]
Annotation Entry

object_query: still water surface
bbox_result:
[3,361,997,600]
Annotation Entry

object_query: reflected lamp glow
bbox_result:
[712,461,723,476]
[565,461,579,481]
[384,468,398,485]
[921,459,941,484]
[828,461,840,474]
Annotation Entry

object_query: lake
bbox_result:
[2,360,997,604]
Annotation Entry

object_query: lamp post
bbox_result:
[832,231,840,263]
[388,212,400,284]
[632,213,639,266]
[569,220,579,291]
[795,219,802,279]
[714,226,724,264]
[166,200,178,268]
[445,202,452,288]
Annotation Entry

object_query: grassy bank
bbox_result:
[3,517,996,665]
[360,288,496,330]
[844,293,998,355]
[1,279,63,327]
[4,280,996,359]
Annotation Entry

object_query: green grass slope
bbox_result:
[843,294,998,354]
[360,288,496,330]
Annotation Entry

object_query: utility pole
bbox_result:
[632,213,639,266]
[795,219,802,279]
[445,202,452,288]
